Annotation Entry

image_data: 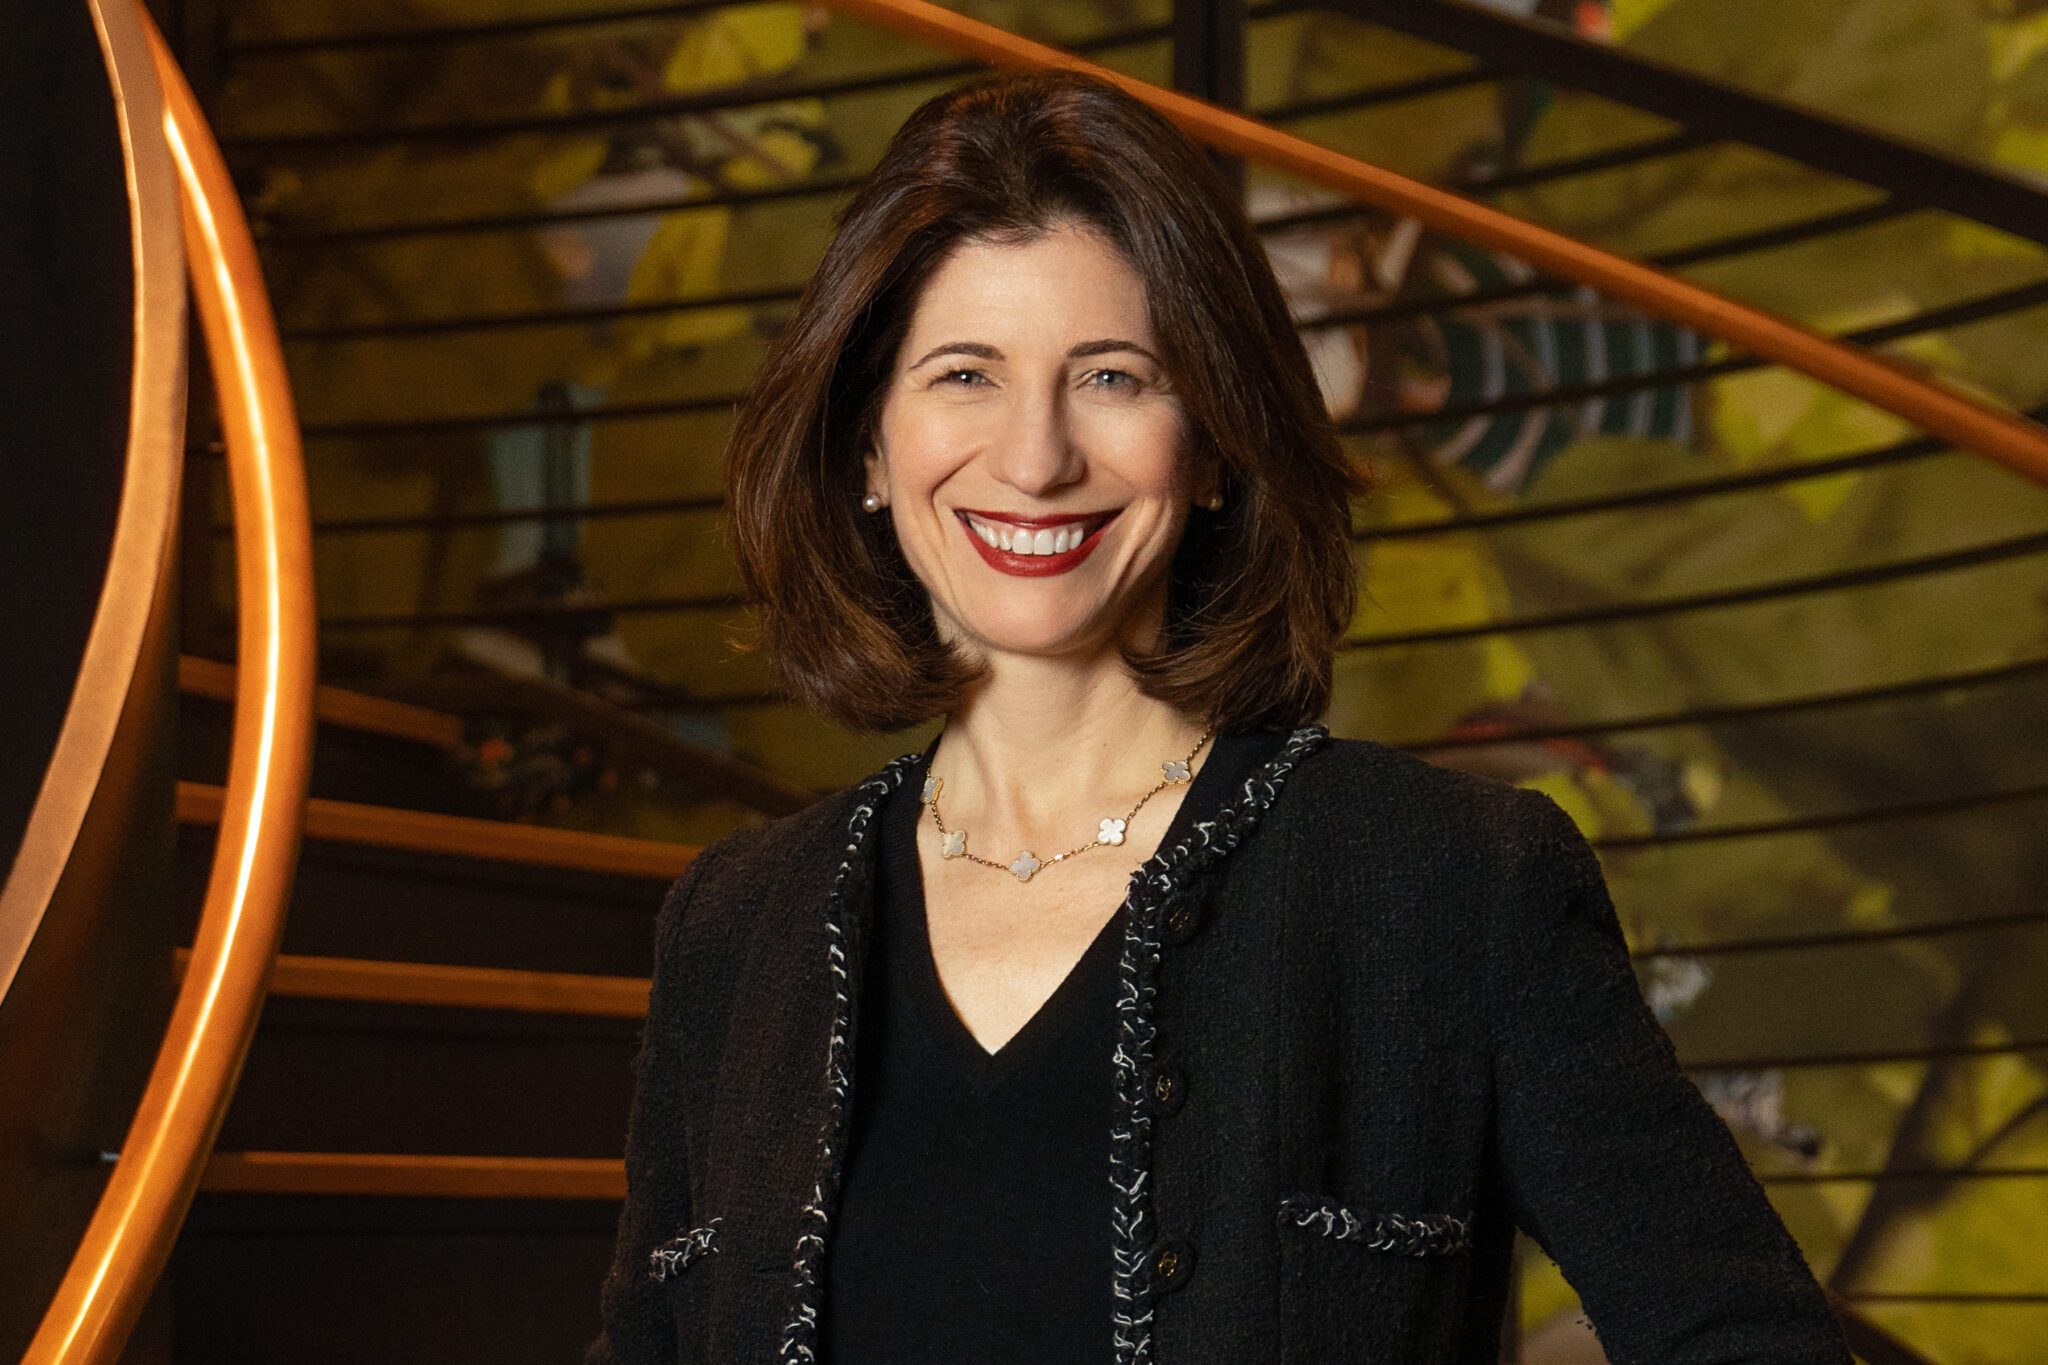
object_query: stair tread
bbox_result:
[202,1151,626,1199]
[177,948,652,1017]
[176,781,696,880]
[180,653,463,750]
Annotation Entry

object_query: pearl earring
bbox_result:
[862,492,884,513]
[1202,490,1224,511]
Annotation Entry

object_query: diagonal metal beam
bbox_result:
[1287,0,2048,249]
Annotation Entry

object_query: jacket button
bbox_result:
[1144,1064,1186,1115]
[1147,1236,1196,1294]
[1159,898,1203,945]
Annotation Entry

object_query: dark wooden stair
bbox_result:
[140,664,691,1365]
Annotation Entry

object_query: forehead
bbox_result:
[904,224,1154,340]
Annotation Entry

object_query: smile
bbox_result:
[954,507,1121,577]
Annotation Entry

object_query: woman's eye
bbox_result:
[928,367,1141,390]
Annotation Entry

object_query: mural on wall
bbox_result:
[213,0,2048,1355]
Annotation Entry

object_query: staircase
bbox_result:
[160,664,676,1361]
[13,0,2040,1360]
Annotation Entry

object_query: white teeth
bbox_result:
[965,514,1093,556]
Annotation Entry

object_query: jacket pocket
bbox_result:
[1276,1191,1471,1257]
[1274,1191,1473,1363]
[648,1217,722,1282]
[651,1218,722,1365]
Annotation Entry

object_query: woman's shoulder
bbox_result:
[1283,731,1572,851]
[1290,731,1607,934]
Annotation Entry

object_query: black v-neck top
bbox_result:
[821,726,1295,1363]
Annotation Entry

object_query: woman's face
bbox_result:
[866,221,1195,664]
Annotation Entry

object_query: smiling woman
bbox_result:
[588,68,1850,1365]
[723,70,1367,737]
[868,225,1195,643]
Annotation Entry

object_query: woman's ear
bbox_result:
[862,441,887,505]
[1193,452,1225,508]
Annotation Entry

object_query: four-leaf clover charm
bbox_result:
[927,752,1200,880]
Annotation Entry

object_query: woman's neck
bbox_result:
[929,653,1211,850]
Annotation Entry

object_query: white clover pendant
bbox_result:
[1163,759,1191,783]
[941,829,967,858]
[1008,850,1042,882]
[1098,817,1127,846]
[921,775,941,804]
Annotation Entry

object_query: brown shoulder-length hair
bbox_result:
[725,68,1371,735]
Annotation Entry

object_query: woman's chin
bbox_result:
[946,599,1123,661]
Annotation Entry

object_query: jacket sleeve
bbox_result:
[585,845,719,1365]
[1486,789,1852,1364]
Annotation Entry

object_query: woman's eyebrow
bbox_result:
[908,341,1003,368]
[1068,338,1158,361]
[908,338,1159,368]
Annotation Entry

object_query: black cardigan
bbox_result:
[586,724,1852,1365]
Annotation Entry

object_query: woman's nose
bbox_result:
[990,384,1084,497]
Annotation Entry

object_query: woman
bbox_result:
[587,70,1850,1365]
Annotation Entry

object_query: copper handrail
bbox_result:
[820,0,2048,488]
[0,2,185,1011]
[22,3,317,1360]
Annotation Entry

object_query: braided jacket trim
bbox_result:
[1277,1193,1473,1258]
[648,1218,721,1281]
[1110,724,1329,1365]
[776,751,922,1365]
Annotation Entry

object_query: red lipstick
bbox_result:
[955,508,1120,577]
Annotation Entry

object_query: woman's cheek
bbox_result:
[1100,402,1186,481]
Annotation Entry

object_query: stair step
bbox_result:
[201,1152,625,1200]
[180,654,490,812]
[179,654,461,749]
[217,994,637,1156]
[175,824,667,979]
[175,780,695,879]
[367,661,818,816]
[172,1193,616,1365]
[178,948,649,1016]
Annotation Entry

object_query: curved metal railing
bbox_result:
[0,4,184,1012]
[21,3,317,1360]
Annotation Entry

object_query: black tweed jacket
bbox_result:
[587,724,1852,1365]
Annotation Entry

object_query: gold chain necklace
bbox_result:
[919,724,1217,882]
